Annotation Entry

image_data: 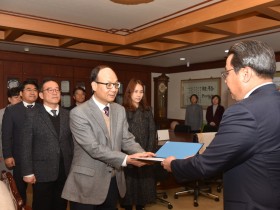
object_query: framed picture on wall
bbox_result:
[7,78,20,89]
[61,95,71,108]
[180,78,221,109]
[61,80,70,93]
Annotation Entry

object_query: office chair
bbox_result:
[174,124,191,133]
[154,142,173,209]
[1,170,32,210]
[173,133,219,207]
[156,187,173,209]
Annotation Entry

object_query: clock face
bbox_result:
[159,82,167,93]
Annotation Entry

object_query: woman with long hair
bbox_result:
[121,79,157,210]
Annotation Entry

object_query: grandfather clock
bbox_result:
[154,73,169,129]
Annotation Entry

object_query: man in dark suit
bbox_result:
[62,65,154,210]
[2,80,39,204]
[20,80,73,210]
[162,40,280,210]
[0,87,22,173]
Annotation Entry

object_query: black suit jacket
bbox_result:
[171,84,280,210]
[20,105,73,182]
[2,102,41,161]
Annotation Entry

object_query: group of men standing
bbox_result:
[1,68,152,210]
[1,80,73,210]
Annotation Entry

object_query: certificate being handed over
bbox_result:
[135,141,203,162]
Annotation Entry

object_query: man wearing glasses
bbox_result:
[20,80,73,210]
[162,40,280,210]
[62,65,154,210]
[2,80,39,205]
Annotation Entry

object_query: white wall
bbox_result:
[151,62,280,122]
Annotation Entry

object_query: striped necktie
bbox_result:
[104,106,109,117]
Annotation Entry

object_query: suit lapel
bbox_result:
[88,100,111,146]
[38,106,58,138]
[59,108,67,141]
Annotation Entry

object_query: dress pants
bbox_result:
[13,164,27,204]
[70,177,119,210]
[32,158,67,210]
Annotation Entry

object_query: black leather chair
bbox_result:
[174,124,191,133]
[173,133,219,207]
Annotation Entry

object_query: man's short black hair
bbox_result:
[19,80,39,91]
[73,86,86,95]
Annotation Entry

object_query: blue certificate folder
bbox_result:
[156,141,203,159]
[134,141,203,162]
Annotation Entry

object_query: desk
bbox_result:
[157,130,194,189]
[158,130,193,146]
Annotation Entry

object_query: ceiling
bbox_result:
[0,0,280,68]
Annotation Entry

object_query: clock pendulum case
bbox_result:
[153,73,169,129]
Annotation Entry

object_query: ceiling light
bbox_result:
[225,50,229,53]
[110,0,153,5]
[180,58,186,61]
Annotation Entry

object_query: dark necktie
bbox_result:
[104,106,109,117]
[51,110,57,117]
[27,105,33,109]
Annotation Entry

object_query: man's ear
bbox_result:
[91,81,97,92]
[241,66,252,83]
[39,92,44,100]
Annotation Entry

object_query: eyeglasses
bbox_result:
[221,69,234,79]
[42,88,61,94]
[23,88,38,92]
[95,81,121,89]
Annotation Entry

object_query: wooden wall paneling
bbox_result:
[41,64,58,79]
[55,65,74,78]
[0,51,160,108]
[3,61,23,76]
[22,62,42,86]
[41,64,74,87]
[74,67,92,79]
[22,63,42,76]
